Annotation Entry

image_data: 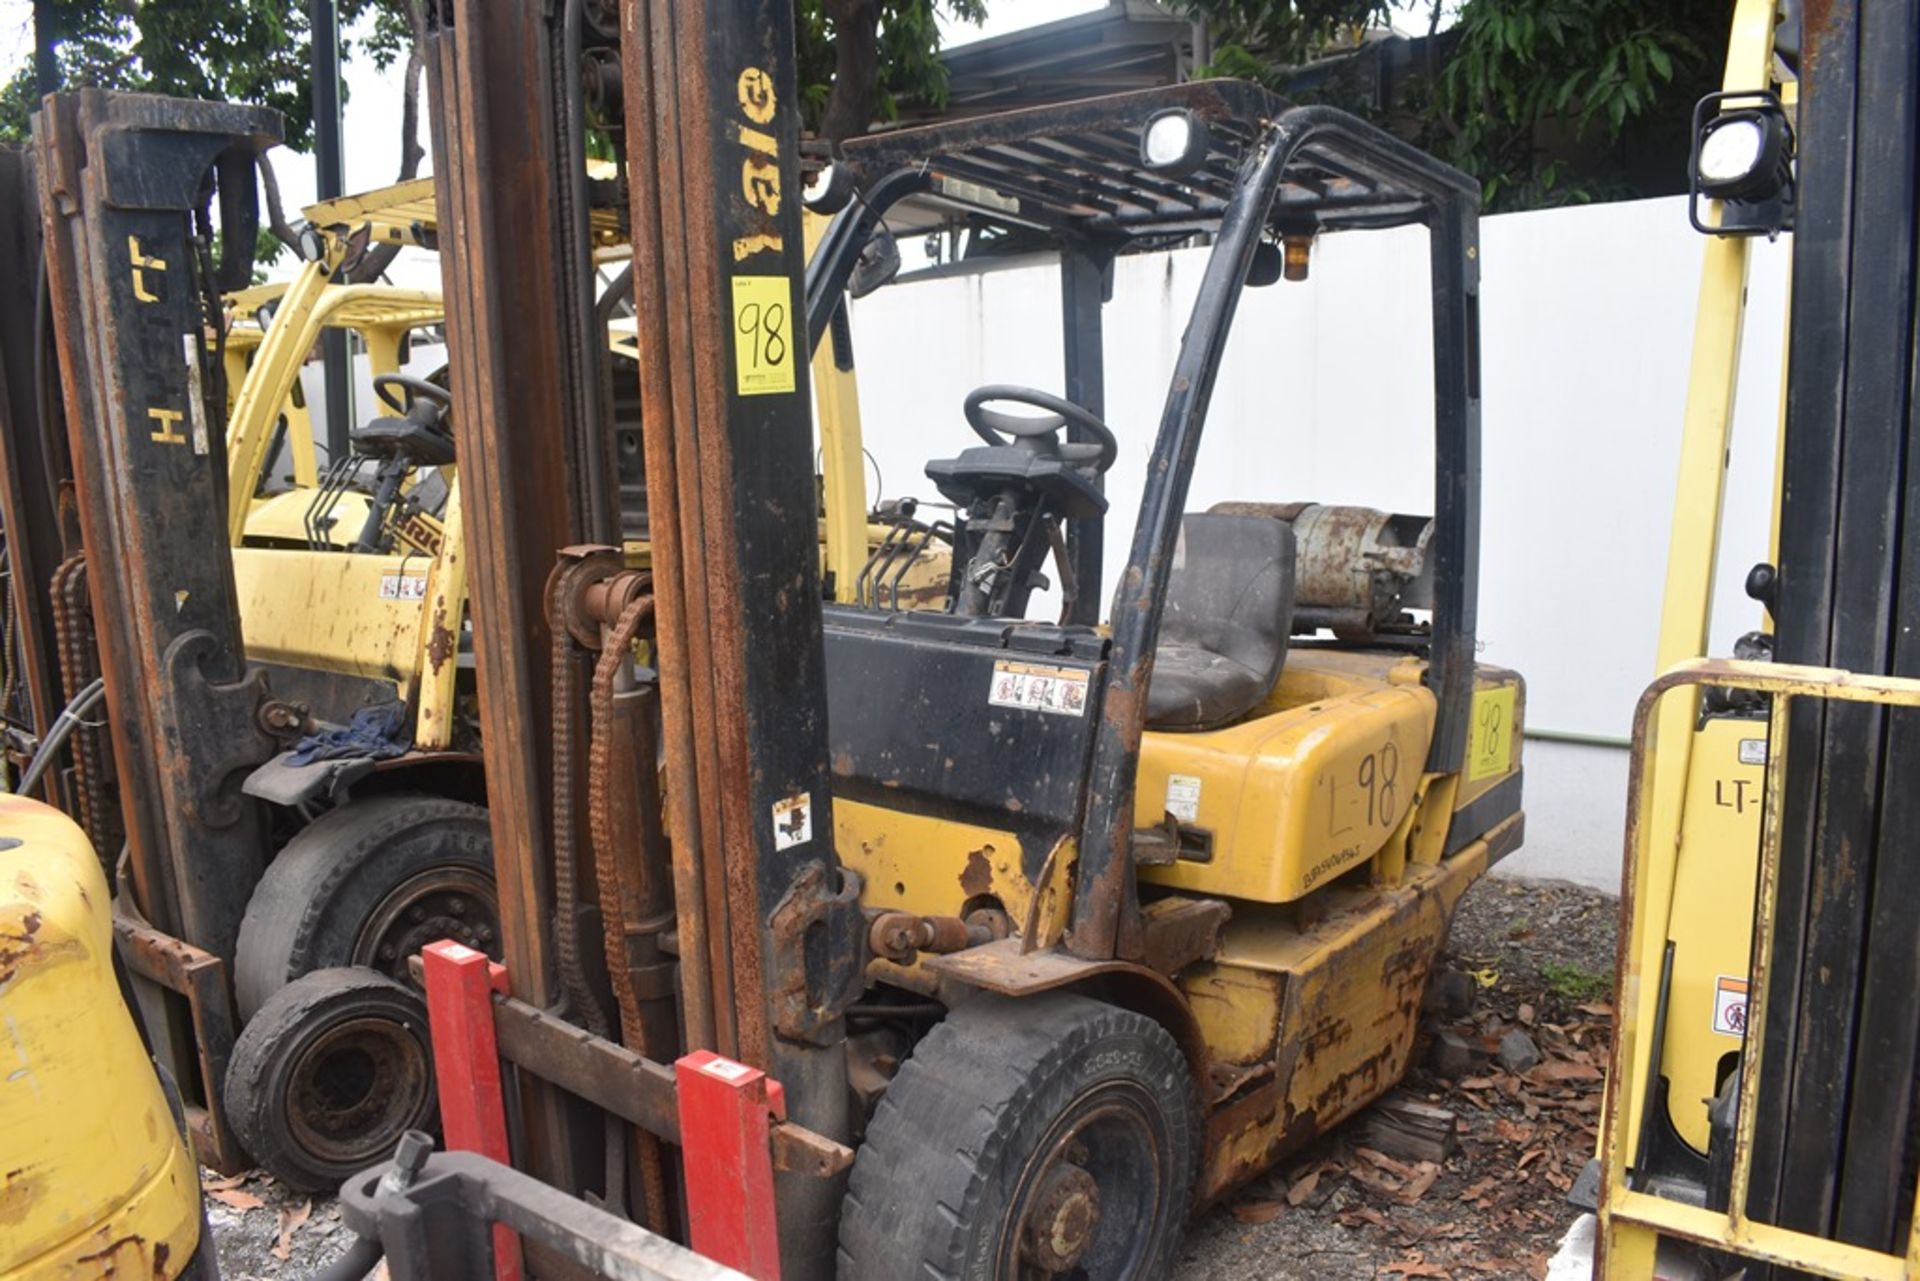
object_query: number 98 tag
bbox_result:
[1467,684,1516,781]
[732,274,795,396]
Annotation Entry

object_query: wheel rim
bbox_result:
[284,1013,432,1168]
[999,1083,1171,1280]
[352,866,500,979]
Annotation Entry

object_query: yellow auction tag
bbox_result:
[731,274,795,396]
[1468,684,1516,781]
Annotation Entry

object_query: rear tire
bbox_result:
[225,968,436,1193]
[837,992,1198,1281]
[235,795,497,1019]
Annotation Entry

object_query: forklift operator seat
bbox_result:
[350,408,456,469]
[1145,514,1297,732]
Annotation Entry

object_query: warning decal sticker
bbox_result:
[988,660,1089,717]
[1713,975,1749,1038]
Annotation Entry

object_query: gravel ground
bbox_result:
[1172,874,1621,1280]
[204,874,1619,1280]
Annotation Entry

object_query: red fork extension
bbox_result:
[421,941,786,1280]
[676,1050,785,1281]
[420,939,522,1281]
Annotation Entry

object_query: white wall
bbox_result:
[846,197,1788,743]
[841,196,1790,886]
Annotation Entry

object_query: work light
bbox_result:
[803,161,854,215]
[1688,90,1794,236]
[1140,109,1210,175]
[1697,113,1788,199]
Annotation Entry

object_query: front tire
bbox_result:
[837,992,1198,1281]
[234,795,497,1019]
[225,968,436,1192]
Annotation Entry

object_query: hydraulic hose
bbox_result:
[15,675,104,798]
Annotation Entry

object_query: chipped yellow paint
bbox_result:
[1137,651,1437,902]
[0,796,201,1277]
[1189,831,1495,1201]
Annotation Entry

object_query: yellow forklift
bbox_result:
[795,79,1525,1274]
[7,9,1522,1278]
[1,109,938,1200]
[340,0,1527,1270]
[0,794,211,1279]
[1592,2,1920,1278]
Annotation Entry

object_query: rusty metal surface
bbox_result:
[926,935,1184,1000]
[0,145,74,797]
[1138,896,1230,977]
[621,3,857,1269]
[474,978,854,1179]
[424,0,613,1197]
[586,578,674,1231]
[49,554,117,862]
[547,554,613,1041]
[35,91,281,961]
[113,903,247,1171]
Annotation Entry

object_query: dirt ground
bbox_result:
[205,873,1619,1280]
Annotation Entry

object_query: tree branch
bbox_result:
[343,5,426,284]
[256,150,301,252]
[819,0,880,146]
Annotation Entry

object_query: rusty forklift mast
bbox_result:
[0,145,74,798]
[622,0,861,1262]
[423,0,856,1267]
[33,92,285,1167]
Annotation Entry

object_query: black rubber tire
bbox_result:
[176,1214,221,1281]
[235,795,496,1019]
[225,967,437,1193]
[837,992,1199,1281]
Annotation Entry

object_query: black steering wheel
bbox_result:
[373,372,454,417]
[963,385,1117,472]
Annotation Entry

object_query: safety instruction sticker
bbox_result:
[771,791,813,851]
[1738,737,1767,766]
[1165,774,1202,822]
[1713,975,1749,1038]
[731,274,795,396]
[989,660,1089,717]
[378,571,429,601]
[1468,685,1516,781]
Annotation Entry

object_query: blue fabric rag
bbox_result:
[288,701,413,766]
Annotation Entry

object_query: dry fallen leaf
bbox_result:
[1459,1175,1498,1201]
[1286,1169,1321,1206]
[206,1186,266,1213]
[1356,1147,1421,1181]
[201,1172,250,1193]
[1396,1162,1442,1204]
[1492,1118,1537,1145]
[271,1199,312,1261]
[1230,1197,1285,1224]
[1531,1060,1603,1083]
[1577,1002,1614,1018]
[1517,1002,1536,1026]
[1381,1260,1452,1278]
